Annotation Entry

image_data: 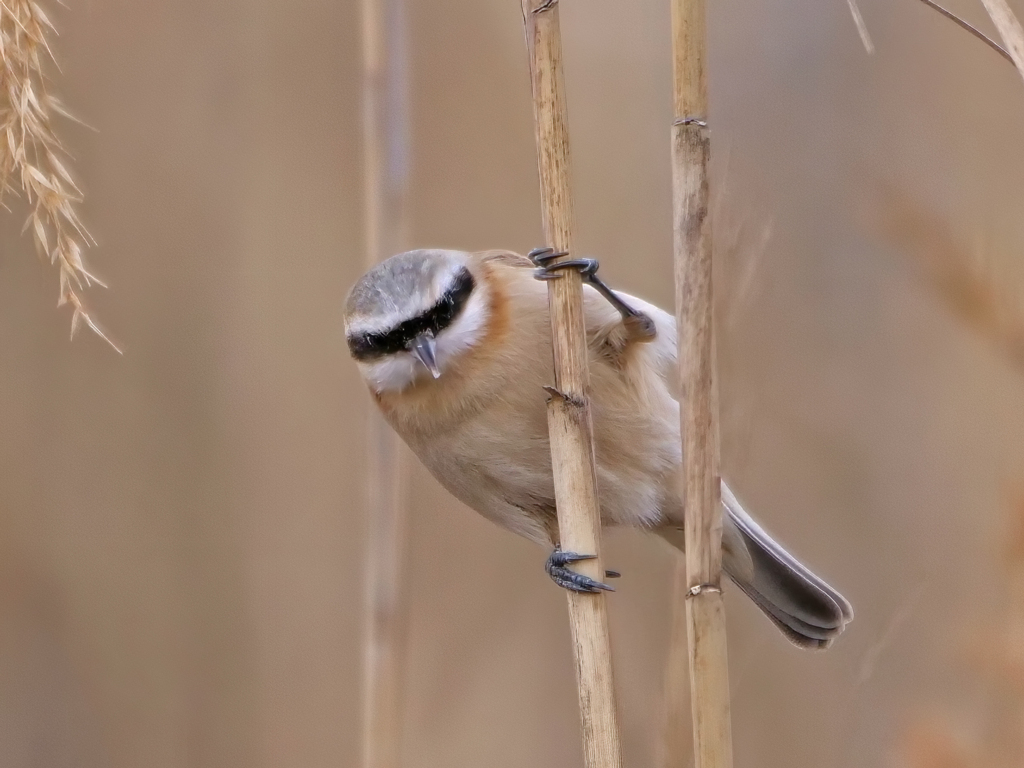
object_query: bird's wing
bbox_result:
[475,249,682,397]
[581,287,680,394]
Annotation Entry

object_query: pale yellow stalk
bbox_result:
[361,0,412,766]
[519,2,623,767]
[671,0,734,766]
[980,0,1024,81]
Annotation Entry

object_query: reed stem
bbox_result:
[519,2,623,767]
[659,563,693,768]
[361,0,412,765]
[979,0,1024,81]
[671,0,734,765]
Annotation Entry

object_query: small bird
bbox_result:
[344,247,853,648]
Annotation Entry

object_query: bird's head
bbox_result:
[344,249,490,392]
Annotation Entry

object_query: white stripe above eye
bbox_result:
[346,261,471,338]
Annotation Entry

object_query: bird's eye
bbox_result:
[346,267,474,361]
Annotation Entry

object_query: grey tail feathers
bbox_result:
[659,484,853,650]
[720,484,853,649]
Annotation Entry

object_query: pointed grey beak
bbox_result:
[410,332,441,379]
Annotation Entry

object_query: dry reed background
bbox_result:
[0,0,1023,767]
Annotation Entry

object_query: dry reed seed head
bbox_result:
[881,193,1024,371]
[900,497,1024,768]
[899,720,973,768]
[0,0,118,351]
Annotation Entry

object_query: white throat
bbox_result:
[357,284,490,393]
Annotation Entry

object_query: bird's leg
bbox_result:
[528,247,657,342]
[545,546,618,593]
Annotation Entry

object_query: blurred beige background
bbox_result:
[0,0,1023,766]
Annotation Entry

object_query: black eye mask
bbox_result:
[347,267,476,361]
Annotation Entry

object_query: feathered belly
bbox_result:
[406,384,681,543]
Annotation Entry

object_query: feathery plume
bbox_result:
[0,1,118,351]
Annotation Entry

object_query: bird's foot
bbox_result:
[527,246,569,268]
[545,547,618,594]
[527,248,656,342]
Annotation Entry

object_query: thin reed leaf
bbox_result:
[914,0,1014,64]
